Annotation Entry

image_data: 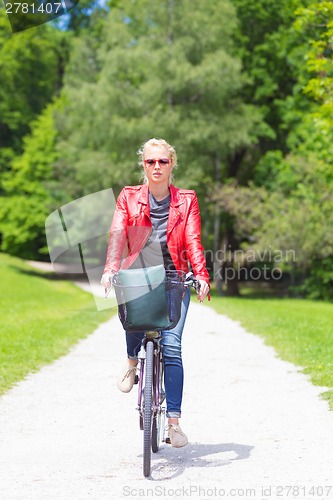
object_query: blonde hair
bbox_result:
[137,138,178,185]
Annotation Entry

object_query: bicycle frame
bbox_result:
[106,272,200,477]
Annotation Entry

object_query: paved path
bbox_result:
[1,283,333,499]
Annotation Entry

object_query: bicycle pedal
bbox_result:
[134,375,139,385]
[165,437,171,445]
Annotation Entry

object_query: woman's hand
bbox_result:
[197,280,210,302]
[100,272,114,290]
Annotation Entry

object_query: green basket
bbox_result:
[114,265,169,331]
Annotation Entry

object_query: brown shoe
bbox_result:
[166,424,188,448]
[116,362,137,393]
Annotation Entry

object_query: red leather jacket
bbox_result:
[104,184,210,286]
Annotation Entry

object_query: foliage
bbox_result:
[206,0,313,294]
[0,11,71,258]
[214,154,333,289]
[295,2,333,105]
[0,0,332,300]
[60,0,109,34]
[0,104,61,258]
[301,256,333,301]
[231,0,312,156]
[257,2,333,297]
[0,11,69,177]
[55,0,262,200]
[257,156,332,261]
[285,1,333,157]
[211,0,333,298]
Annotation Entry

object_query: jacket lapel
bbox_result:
[168,185,184,235]
[138,184,150,219]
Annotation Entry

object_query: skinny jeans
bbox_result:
[125,287,190,418]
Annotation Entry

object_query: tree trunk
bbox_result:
[219,151,246,296]
[224,225,240,297]
[227,148,246,178]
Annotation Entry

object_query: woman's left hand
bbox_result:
[197,280,210,302]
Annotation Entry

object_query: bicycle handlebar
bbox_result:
[184,272,201,294]
[104,271,201,298]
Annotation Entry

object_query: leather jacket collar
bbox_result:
[138,184,184,209]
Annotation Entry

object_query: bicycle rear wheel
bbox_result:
[143,340,154,477]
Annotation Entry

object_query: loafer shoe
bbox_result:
[116,362,137,393]
[166,424,188,448]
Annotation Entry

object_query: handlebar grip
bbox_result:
[184,273,201,294]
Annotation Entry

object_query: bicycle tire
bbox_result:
[152,358,164,453]
[143,340,154,477]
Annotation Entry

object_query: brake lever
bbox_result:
[185,272,201,298]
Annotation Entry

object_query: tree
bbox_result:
[52,0,262,289]
[0,103,61,258]
[0,12,72,256]
[208,0,311,294]
[62,0,109,34]
[211,0,333,298]
[0,11,70,183]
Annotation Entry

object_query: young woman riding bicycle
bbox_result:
[101,138,210,448]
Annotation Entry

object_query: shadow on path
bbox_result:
[146,442,254,480]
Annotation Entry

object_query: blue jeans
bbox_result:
[125,287,190,418]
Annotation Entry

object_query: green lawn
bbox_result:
[0,253,113,395]
[207,290,333,409]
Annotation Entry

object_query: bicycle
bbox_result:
[106,269,200,477]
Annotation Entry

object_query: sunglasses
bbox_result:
[144,158,171,167]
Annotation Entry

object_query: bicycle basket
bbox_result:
[113,266,186,332]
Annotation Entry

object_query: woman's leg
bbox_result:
[116,331,144,392]
[126,331,145,360]
[161,287,191,420]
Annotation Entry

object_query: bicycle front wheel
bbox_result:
[152,357,164,453]
[143,340,154,477]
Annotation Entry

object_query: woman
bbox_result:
[101,138,210,447]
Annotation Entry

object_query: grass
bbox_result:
[0,253,113,395]
[207,289,333,409]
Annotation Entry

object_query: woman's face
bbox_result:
[143,145,173,186]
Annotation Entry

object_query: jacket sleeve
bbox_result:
[184,194,210,286]
[103,188,129,274]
